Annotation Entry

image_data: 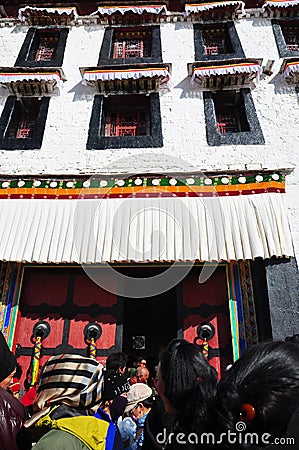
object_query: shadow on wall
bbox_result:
[268,72,298,94]
[68,81,95,102]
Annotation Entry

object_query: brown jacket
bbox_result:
[0,387,30,450]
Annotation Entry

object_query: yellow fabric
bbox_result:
[36,412,109,450]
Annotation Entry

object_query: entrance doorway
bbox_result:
[123,287,177,372]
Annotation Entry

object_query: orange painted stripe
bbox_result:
[0,181,284,197]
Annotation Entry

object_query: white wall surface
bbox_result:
[0,19,298,262]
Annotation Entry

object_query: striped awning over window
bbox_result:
[0,70,64,88]
[0,174,293,264]
[91,5,168,15]
[281,59,299,82]
[185,1,245,15]
[81,67,171,84]
[190,61,262,84]
[18,6,78,22]
[261,0,299,11]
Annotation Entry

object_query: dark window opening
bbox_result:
[272,20,299,58]
[98,26,162,65]
[102,95,150,137]
[213,91,250,134]
[194,22,244,61]
[112,28,151,59]
[281,25,299,52]
[202,27,233,56]
[203,88,264,146]
[32,31,60,61]
[87,93,162,149]
[105,111,149,137]
[0,96,50,150]
[15,28,69,68]
[5,98,40,139]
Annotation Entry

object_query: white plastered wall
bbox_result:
[0,19,298,262]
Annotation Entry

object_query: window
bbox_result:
[194,22,245,61]
[87,94,163,149]
[15,28,69,68]
[272,20,299,57]
[214,91,250,134]
[112,29,151,59]
[0,96,50,150]
[202,27,232,56]
[98,26,162,65]
[105,110,149,137]
[203,89,264,146]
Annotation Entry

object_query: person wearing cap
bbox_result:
[0,331,31,450]
[118,383,153,450]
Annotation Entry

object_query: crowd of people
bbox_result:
[0,331,298,450]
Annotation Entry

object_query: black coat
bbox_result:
[0,388,31,450]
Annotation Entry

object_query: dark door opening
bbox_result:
[123,287,177,372]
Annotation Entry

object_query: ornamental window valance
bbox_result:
[185,1,244,19]
[18,7,78,25]
[91,5,168,15]
[90,4,168,24]
[281,58,299,82]
[80,64,171,93]
[261,0,299,12]
[0,68,65,95]
[189,59,262,88]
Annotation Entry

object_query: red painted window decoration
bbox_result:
[103,95,150,138]
[17,119,36,139]
[112,28,151,58]
[202,28,228,55]
[213,91,249,134]
[106,110,148,136]
[5,98,39,140]
[282,25,299,52]
[35,34,59,61]
[216,112,239,134]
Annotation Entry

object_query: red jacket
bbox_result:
[0,387,30,450]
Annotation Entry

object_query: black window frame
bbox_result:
[15,27,69,68]
[203,88,265,146]
[87,93,163,149]
[272,19,299,58]
[194,22,245,61]
[98,26,162,65]
[0,96,50,150]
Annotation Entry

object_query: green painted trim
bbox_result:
[7,264,23,348]
[227,263,240,361]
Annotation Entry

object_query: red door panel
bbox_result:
[13,267,122,387]
[183,267,233,377]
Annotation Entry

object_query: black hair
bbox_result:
[137,356,146,364]
[106,352,128,371]
[216,341,299,447]
[159,338,218,433]
[141,395,155,409]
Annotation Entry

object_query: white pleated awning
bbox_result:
[281,60,299,81]
[0,193,293,264]
[261,0,299,11]
[18,6,78,21]
[91,5,168,15]
[82,67,171,84]
[185,1,245,14]
[191,62,262,84]
[0,71,64,89]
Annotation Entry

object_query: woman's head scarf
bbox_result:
[25,353,104,427]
